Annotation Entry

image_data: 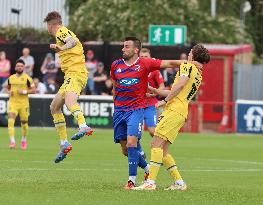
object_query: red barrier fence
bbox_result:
[182,102,235,133]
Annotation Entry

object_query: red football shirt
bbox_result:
[110,57,162,111]
[146,70,164,107]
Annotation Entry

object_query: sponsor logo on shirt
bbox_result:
[118,78,139,86]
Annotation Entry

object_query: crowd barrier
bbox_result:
[0,94,262,134]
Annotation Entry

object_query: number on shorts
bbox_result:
[138,123,142,132]
[65,78,71,85]
[157,115,164,123]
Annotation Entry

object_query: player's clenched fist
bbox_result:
[50,44,63,52]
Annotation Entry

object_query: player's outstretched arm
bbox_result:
[160,60,203,70]
[50,37,77,52]
[164,76,189,102]
[148,86,170,98]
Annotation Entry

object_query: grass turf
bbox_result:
[0,128,262,205]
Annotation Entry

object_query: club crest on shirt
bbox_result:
[134,65,140,71]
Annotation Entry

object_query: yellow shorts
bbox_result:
[8,103,29,121]
[154,108,185,144]
[58,73,87,97]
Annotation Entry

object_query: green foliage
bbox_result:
[65,0,88,15]
[69,0,252,46]
[0,26,52,43]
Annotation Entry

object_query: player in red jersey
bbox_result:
[139,48,165,137]
[110,37,201,189]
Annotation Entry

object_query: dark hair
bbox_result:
[140,48,151,54]
[16,59,25,65]
[43,11,62,24]
[124,37,142,51]
[192,44,210,64]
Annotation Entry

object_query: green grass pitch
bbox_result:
[0,128,262,205]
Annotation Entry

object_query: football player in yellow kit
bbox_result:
[135,44,210,191]
[43,11,93,163]
[5,59,36,150]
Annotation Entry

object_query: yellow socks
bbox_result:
[21,122,28,137]
[148,148,163,181]
[53,113,67,141]
[163,154,183,181]
[69,104,86,126]
[8,118,15,140]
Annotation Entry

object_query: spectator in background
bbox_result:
[40,53,57,85]
[85,49,97,94]
[161,52,187,89]
[46,77,58,94]
[103,78,113,96]
[162,67,176,89]
[93,62,107,95]
[33,77,47,94]
[54,53,64,87]
[19,48,35,77]
[0,51,11,90]
[180,52,188,61]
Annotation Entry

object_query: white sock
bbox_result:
[176,180,185,185]
[60,140,68,145]
[144,164,150,173]
[128,176,136,184]
[79,123,87,129]
[21,136,26,142]
[147,179,155,185]
[10,137,15,143]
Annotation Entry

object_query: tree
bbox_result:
[69,0,251,46]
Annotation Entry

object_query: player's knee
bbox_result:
[126,137,137,147]
[149,130,155,137]
[20,120,28,124]
[8,113,16,119]
[121,148,128,156]
[50,103,60,114]
[126,142,136,147]
[150,136,163,149]
[50,103,55,114]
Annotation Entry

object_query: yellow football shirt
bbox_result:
[55,26,87,75]
[166,62,202,118]
[8,73,34,107]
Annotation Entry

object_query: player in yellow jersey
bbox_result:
[135,44,210,191]
[43,11,93,163]
[4,59,36,149]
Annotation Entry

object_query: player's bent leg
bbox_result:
[124,136,138,190]
[136,141,149,181]
[120,140,128,156]
[137,140,146,159]
[134,136,166,191]
[8,112,16,149]
[20,120,28,150]
[54,141,73,163]
[50,93,72,163]
[147,127,155,137]
[162,142,187,191]
[65,92,93,140]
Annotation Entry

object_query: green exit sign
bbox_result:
[149,25,187,45]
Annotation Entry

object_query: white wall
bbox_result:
[0,0,69,29]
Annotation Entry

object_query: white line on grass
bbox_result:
[0,168,262,172]
[178,157,263,165]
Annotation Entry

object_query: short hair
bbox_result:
[192,44,210,64]
[16,59,25,65]
[43,11,62,24]
[140,48,151,55]
[124,37,142,51]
